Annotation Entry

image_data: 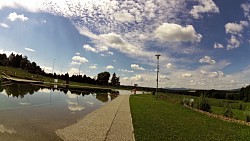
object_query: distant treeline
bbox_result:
[0,53,120,86]
[165,88,250,102]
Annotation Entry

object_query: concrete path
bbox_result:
[56,95,135,141]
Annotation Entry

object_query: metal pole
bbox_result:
[52,59,55,74]
[155,54,161,97]
[79,65,81,75]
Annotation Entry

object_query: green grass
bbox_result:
[0,66,56,83]
[130,94,250,141]
[211,106,249,121]
[157,93,250,121]
[0,66,115,91]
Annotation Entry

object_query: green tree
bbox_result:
[97,71,110,85]
[111,73,120,86]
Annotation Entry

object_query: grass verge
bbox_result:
[130,94,250,141]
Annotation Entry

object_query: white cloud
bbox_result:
[119,69,134,73]
[131,64,145,71]
[104,65,114,69]
[24,47,36,52]
[166,63,173,69]
[225,21,248,35]
[89,65,97,69]
[200,70,208,75]
[181,73,193,78]
[154,23,202,42]
[242,3,250,20]
[0,49,21,57]
[98,46,108,52]
[113,12,135,22]
[190,0,219,19]
[100,33,126,45]
[83,44,98,53]
[227,35,241,50]
[83,44,112,56]
[214,42,224,49]
[0,23,9,28]
[209,71,225,78]
[75,52,80,55]
[41,66,52,73]
[108,51,113,55]
[72,55,88,63]
[68,67,79,76]
[8,12,28,21]
[131,75,144,81]
[70,61,81,65]
[199,56,216,65]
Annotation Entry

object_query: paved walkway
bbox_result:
[56,95,135,141]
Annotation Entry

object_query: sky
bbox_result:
[0,0,250,90]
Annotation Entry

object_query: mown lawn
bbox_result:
[130,94,250,141]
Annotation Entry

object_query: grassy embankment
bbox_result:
[157,93,250,121]
[130,94,250,141]
[0,66,119,90]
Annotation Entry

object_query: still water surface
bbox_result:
[0,83,118,141]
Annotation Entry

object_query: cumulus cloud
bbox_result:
[70,61,81,65]
[225,21,248,35]
[89,65,97,69]
[68,67,80,76]
[242,3,250,20]
[166,63,173,69]
[154,23,202,42]
[8,12,28,21]
[199,56,216,65]
[0,23,9,28]
[227,35,241,50]
[200,70,208,75]
[181,73,193,78]
[83,44,112,56]
[119,69,134,73]
[0,49,21,57]
[98,46,108,52]
[40,66,52,73]
[209,71,225,78]
[190,0,219,19]
[104,65,114,69]
[24,47,36,52]
[214,42,224,49]
[131,64,145,71]
[72,55,88,63]
[131,75,144,81]
[200,70,225,78]
[83,44,98,53]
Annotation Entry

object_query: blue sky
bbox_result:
[1,0,250,89]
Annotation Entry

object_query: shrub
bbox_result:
[223,102,233,118]
[238,103,245,110]
[245,111,250,122]
[197,94,211,112]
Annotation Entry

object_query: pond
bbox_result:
[0,82,118,141]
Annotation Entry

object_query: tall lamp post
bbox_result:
[52,59,55,74]
[155,54,161,97]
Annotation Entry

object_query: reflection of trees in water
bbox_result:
[110,94,119,100]
[3,83,40,98]
[96,94,109,102]
[0,82,3,93]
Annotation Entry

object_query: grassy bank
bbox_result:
[0,66,117,91]
[130,94,250,141]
